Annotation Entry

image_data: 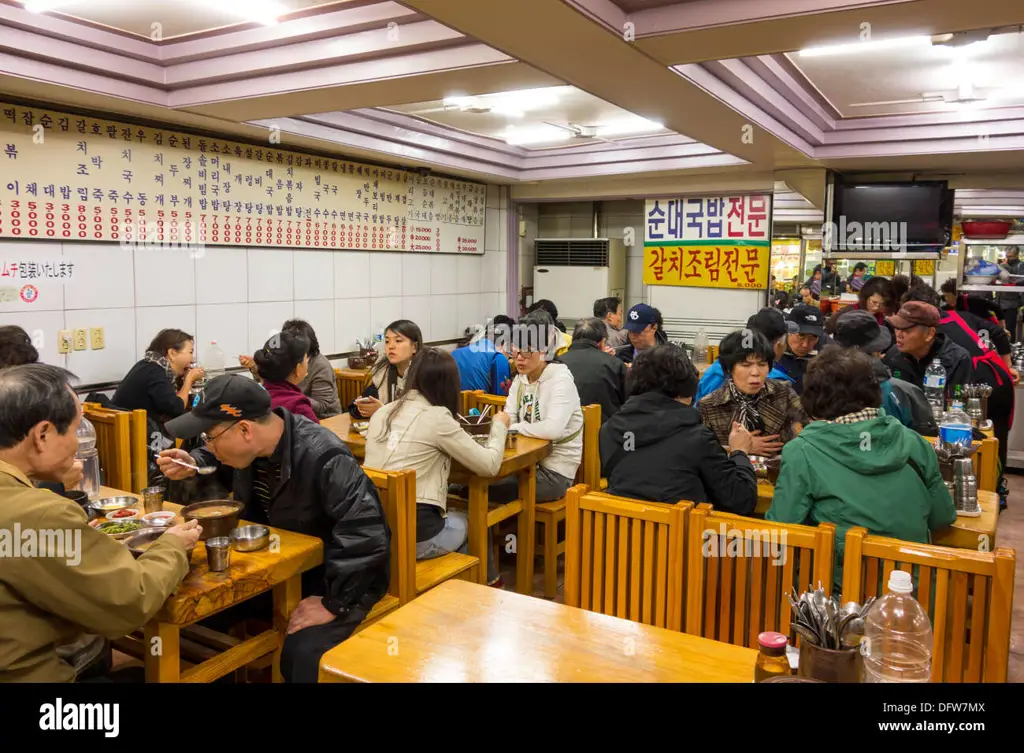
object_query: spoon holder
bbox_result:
[797,641,862,683]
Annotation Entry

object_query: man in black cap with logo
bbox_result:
[618,303,669,365]
[156,374,390,683]
[832,308,937,435]
[775,304,829,394]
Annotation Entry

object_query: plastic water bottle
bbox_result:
[693,328,708,365]
[204,340,225,380]
[862,570,933,683]
[923,359,946,416]
[939,400,973,449]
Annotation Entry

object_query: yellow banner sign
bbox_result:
[643,244,770,290]
[875,260,896,276]
[913,259,936,275]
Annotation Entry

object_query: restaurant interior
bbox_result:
[0,0,1022,691]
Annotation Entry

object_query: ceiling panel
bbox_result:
[14,0,337,39]
[384,85,676,149]
[612,0,701,11]
[786,29,1024,117]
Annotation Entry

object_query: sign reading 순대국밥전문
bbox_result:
[642,195,772,290]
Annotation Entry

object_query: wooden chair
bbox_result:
[127,408,149,493]
[82,405,132,492]
[565,486,689,631]
[535,404,601,599]
[685,504,836,650]
[361,467,479,603]
[463,389,507,415]
[336,368,371,410]
[841,528,1015,682]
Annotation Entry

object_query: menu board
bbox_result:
[0,100,485,254]
[642,194,772,290]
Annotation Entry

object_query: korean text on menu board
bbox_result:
[0,101,486,254]
[642,195,772,290]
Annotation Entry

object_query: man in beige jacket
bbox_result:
[0,364,200,683]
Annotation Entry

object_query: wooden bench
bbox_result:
[841,528,1015,682]
[335,367,371,410]
[564,485,689,631]
[83,403,151,493]
[685,503,836,650]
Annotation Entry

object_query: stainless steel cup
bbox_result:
[142,486,165,515]
[206,536,231,572]
[952,457,974,482]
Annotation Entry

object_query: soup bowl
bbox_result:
[180,500,245,541]
[125,528,197,560]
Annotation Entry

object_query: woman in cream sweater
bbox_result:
[364,347,510,585]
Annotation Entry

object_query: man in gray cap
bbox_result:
[832,308,937,436]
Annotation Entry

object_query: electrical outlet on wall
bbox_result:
[57,330,72,354]
[90,327,104,350]
[73,329,88,351]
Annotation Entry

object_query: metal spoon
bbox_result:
[168,456,217,475]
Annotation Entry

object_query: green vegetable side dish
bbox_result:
[98,521,141,535]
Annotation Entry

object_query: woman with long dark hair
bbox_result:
[364,347,510,581]
[253,330,318,424]
[349,319,423,418]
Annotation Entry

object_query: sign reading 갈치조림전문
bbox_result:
[0,100,485,254]
[643,195,772,290]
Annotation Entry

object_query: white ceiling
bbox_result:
[385,85,673,149]
[787,29,1024,117]
[15,0,333,38]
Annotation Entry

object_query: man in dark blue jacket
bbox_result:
[451,316,513,396]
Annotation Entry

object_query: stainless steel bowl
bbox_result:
[231,524,270,552]
[89,496,138,514]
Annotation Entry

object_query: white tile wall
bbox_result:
[135,305,197,360]
[293,299,336,353]
[195,247,247,304]
[293,250,334,301]
[1,201,506,386]
[248,249,293,302]
[249,301,295,353]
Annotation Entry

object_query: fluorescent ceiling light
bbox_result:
[798,35,932,57]
[189,0,285,25]
[23,0,85,11]
[595,117,665,137]
[503,125,571,146]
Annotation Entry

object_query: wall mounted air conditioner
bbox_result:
[533,238,626,321]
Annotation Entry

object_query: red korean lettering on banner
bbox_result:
[648,248,666,282]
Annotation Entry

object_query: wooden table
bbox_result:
[318,579,758,683]
[96,486,323,682]
[322,414,551,594]
[754,483,999,552]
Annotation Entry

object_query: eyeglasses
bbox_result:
[201,421,240,445]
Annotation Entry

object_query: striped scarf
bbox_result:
[726,379,767,434]
[144,350,176,382]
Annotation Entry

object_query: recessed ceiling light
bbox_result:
[22,0,84,12]
[595,117,665,137]
[503,125,571,146]
[798,35,932,57]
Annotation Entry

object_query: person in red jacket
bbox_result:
[253,330,319,424]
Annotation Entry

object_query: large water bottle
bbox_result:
[75,414,102,500]
[939,400,973,450]
[693,328,708,365]
[862,570,933,682]
[923,359,946,417]
[203,340,225,380]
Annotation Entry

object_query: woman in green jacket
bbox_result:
[766,346,956,594]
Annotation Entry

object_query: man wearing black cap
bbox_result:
[774,304,829,394]
[694,308,796,404]
[156,374,390,683]
[618,303,669,365]
[832,309,937,435]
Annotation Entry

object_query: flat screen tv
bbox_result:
[828,180,953,252]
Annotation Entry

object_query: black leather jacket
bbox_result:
[193,409,390,617]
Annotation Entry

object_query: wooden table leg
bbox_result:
[467,477,490,585]
[516,465,536,595]
[143,621,180,683]
[272,576,302,683]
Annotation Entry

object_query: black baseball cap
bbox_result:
[833,309,892,354]
[747,308,799,341]
[624,303,659,333]
[787,304,825,336]
[164,374,272,440]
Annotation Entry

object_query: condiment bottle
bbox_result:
[754,631,791,682]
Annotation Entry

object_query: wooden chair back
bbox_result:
[127,408,149,493]
[841,528,1015,682]
[565,486,689,631]
[82,405,132,492]
[361,467,417,605]
[685,504,836,649]
[335,368,371,409]
[464,389,507,415]
[576,404,600,489]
